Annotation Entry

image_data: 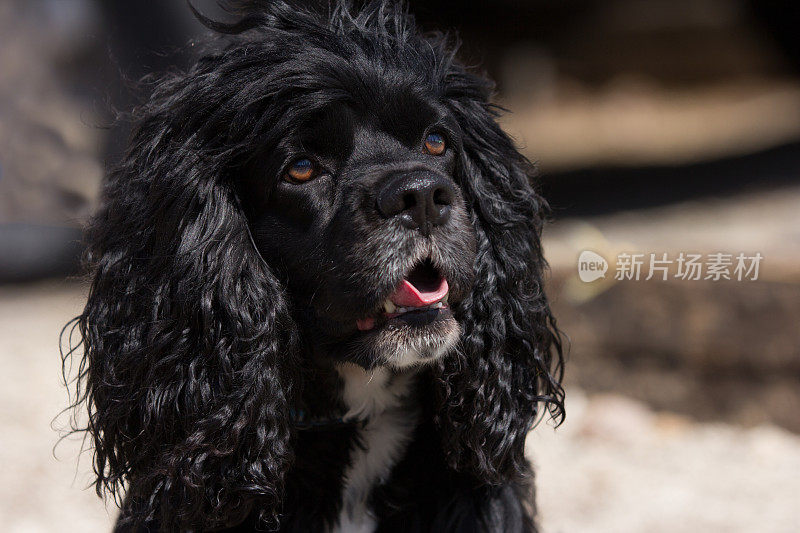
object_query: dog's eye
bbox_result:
[285,158,318,183]
[423,133,446,155]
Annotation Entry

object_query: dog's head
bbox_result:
[66,1,564,529]
[240,69,477,369]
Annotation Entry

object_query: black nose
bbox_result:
[376,174,455,235]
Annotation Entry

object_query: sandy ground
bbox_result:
[1,282,798,532]
[0,282,116,531]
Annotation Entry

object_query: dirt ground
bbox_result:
[1,282,798,532]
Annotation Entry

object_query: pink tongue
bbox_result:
[389,277,449,307]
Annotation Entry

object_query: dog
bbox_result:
[64,1,564,530]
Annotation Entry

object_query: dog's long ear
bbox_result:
[435,69,565,483]
[67,76,298,529]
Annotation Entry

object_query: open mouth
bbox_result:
[356,258,449,331]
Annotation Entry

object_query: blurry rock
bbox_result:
[0,0,103,281]
[0,0,102,226]
[545,186,800,432]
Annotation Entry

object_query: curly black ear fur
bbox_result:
[64,67,299,529]
[434,67,565,484]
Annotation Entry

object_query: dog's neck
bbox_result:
[290,357,419,426]
[336,362,415,420]
[330,362,419,533]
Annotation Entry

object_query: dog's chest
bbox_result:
[331,364,417,533]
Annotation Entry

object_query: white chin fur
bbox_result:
[388,323,460,369]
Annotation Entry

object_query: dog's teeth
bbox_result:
[442,293,449,304]
[384,300,448,315]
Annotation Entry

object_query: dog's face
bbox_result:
[242,91,477,369]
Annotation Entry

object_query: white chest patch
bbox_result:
[331,363,417,533]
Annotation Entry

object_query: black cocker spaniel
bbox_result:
[64,1,565,531]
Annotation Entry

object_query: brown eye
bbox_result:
[285,158,317,182]
[423,132,445,155]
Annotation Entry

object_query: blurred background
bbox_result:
[1,0,798,531]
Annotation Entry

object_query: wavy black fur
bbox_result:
[63,1,564,531]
